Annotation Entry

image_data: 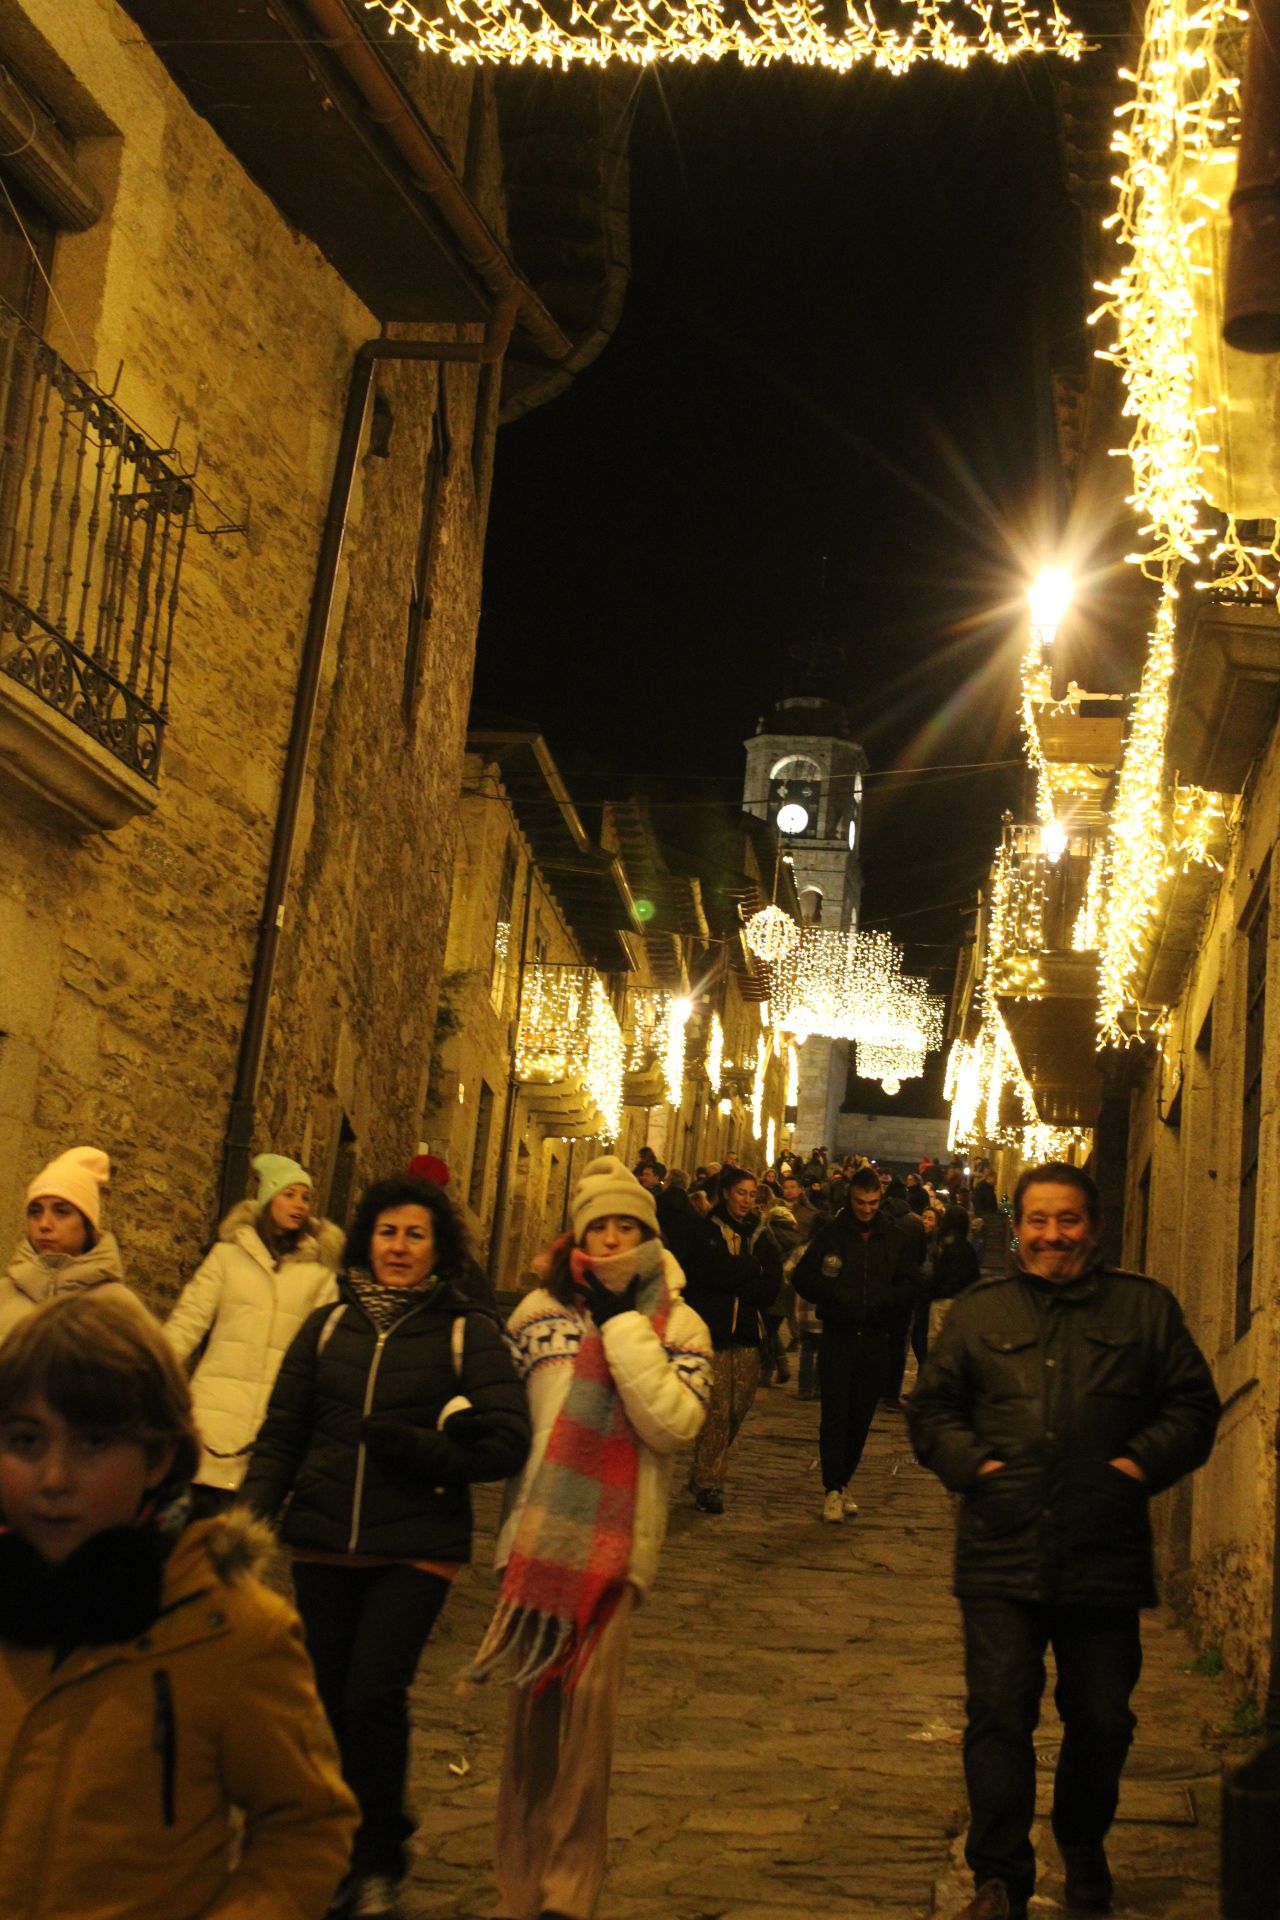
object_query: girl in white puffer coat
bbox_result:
[165,1154,342,1515]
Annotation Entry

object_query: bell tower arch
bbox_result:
[743,696,869,1154]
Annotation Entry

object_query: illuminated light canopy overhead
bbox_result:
[367,0,1084,71]
[766,926,945,1088]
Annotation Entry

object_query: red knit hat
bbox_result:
[408,1153,451,1187]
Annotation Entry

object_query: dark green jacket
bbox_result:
[908,1263,1220,1608]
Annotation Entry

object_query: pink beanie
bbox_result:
[27,1146,111,1230]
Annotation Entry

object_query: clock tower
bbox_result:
[743,695,868,1152]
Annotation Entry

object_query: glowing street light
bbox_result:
[1027,566,1073,644]
[1042,819,1069,864]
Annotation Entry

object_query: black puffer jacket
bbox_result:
[242,1275,530,1562]
[678,1205,782,1351]
[908,1264,1221,1608]
[792,1209,916,1333]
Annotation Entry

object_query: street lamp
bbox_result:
[1026,565,1073,646]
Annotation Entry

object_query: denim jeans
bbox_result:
[961,1597,1142,1909]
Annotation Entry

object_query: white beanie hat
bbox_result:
[252,1153,312,1211]
[27,1146,111,1230]
[571,1154,659,1242]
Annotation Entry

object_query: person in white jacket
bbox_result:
[165,1154,342,1517]
[467,1154,711,1920]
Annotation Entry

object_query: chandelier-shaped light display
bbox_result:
[517,963,624,1139]
[744,903,800,964]
[767,926,944,1088]
[368,0,1084,72]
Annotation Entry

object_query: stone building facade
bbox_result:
[0,0,625,1300]
[429,739,796,1284]
[1117,604,1280,1699]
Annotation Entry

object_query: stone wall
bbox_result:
[833,1110,951,1169]
[1121,721,1280,1697]
[0,1,503,1304]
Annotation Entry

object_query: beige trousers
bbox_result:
[690,1346,761,1494]
[493,1587,636,1920]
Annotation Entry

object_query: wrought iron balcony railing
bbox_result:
[0,301,192,782]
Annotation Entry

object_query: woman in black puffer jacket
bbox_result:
[243,1174,529,1920]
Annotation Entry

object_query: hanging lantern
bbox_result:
[745,904,800,964]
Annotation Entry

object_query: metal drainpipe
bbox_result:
[218,305,517,1219]
[486,851,537,1286]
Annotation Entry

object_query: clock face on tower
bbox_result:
[769,775,819,839]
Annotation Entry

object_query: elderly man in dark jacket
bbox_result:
[908,1162,1220,1920]
[793,1165,916,1523]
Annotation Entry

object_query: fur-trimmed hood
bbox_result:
[196,1504,278,1587]
[217,1199,343,1271]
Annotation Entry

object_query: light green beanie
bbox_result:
[252,1152,312,1211]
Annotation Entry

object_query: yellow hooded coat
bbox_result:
[0,1510,356,1920]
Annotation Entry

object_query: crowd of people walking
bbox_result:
[0,1133,1220,1920]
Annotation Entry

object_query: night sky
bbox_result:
[474,59,1082,1022]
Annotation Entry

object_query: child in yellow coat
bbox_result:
[0,1291,356,1920]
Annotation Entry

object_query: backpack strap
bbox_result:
[316,1303,346,1356]
[451,1312,466,1381]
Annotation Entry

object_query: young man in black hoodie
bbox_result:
[792,1168,916,1523]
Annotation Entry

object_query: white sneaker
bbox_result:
[822,1489,844,1523]
[841,1488,859,1515]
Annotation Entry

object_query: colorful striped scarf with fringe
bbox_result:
[466,1238,669,1693]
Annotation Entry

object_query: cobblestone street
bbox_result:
[404,1377,1234,1920]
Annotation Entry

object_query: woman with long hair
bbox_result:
[165,1153,342,1517]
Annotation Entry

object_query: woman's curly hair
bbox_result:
[343,1175,469,1283]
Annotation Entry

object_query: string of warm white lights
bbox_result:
[1091,0,1270,586]
[1095,585,1178,1043]
[516,963,624,1139]
[625,988,693,1107]
[744,904,800,965]
[766,925,944,1092]
[705,1011,725,1098]
[367,0,1084,71]
[751,1034,768,1141]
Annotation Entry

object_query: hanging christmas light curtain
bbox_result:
[367,0,1084,70]
[766,924,944,1090]
[517,963,625,1138]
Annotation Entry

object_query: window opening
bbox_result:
[469,1080,495,1213]
[329,1114,358,1230]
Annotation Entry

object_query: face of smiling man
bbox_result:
[1015,1180,1101,1283]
